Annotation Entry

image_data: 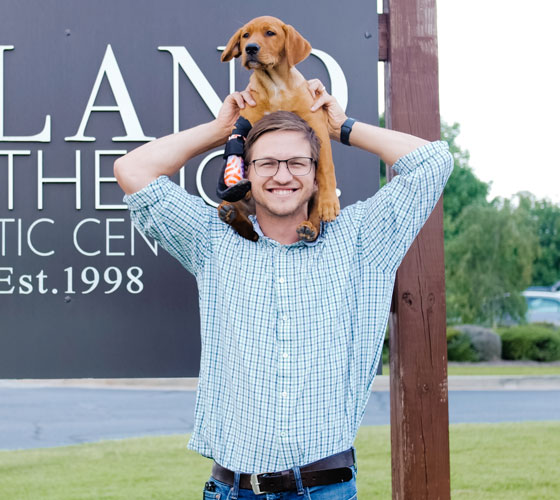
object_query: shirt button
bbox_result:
[278,277,285,284]
[280,431,287,437]
[282,352,289,359]
[281,314,288,321]
[281,391,288,398]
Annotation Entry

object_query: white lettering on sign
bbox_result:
[158,46,223,131]
[73,218,101,256]
[27,218,55,256]
[0,265,144,295]
[0,218,22,256]
[70,217,158,257]
[0,150,31,210]
[0,43,347,144]
[2,149,132,211]
[106,218,125,256]
[130,222,158,256]
[0,218,14,256]
[37,150,82,210]
[65,45,155,143]
[0,217,158,257]
[0,268,49,295]
[195,150,224,208]
[310,49,348,111]
[0,46,51,142]
[95,150,127,210]
[0,267,15,293]
[64,266,144,294]
[158,46,224,189]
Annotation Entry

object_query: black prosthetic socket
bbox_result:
[216,117,252,202]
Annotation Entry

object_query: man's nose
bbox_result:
[245,43,260,56]
[272,161,294,182]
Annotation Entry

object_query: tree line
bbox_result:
[380,118,560,326]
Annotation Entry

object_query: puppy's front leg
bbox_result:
[218,199,258,242]
[314,128,340,222]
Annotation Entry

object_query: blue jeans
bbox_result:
[202,466,358,499]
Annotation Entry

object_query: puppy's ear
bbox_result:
[282,24,311,67]
[221,27,243,62]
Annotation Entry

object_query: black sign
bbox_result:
[0,0,379,377]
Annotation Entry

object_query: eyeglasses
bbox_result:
[249,157,316,177]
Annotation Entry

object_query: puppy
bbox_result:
[218,16,339,242]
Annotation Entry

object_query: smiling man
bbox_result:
[114,84,453,499]
[243,113,320,244]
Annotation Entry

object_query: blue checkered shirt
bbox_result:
[124,141,453,473]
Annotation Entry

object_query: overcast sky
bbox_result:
[380,0,560,204]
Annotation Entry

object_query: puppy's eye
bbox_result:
[266,30,276,36]
[242,32,250,38]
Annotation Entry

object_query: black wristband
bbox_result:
[340,118,356,146]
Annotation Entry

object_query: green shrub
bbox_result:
[500,325,560,361]
[447,328,479,362]
[454,325,502,360]
[529,322,560,330]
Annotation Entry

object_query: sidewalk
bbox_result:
[2,375,560,391]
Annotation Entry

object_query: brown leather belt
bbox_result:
[211,447,355,495]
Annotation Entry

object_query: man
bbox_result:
[114,83,453,499]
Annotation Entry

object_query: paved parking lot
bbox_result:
[1,378,559,450]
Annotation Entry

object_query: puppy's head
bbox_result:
[221,16,311,69]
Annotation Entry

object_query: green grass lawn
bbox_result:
[1,422,559,499]
[381,362,560,376]
[447,363,560,376]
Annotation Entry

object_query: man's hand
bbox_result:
[114,87,257,195]
[215,85,256,135]
[307,79,347,141]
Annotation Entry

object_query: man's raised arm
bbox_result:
[308,79,428,165]
[114,89,256,195]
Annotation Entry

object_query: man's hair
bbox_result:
[244,111,321,164]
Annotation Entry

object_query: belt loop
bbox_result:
[351,446,358,473]
[292,466,305,495]
[230,471,240,499]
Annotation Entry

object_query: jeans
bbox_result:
[202,466,358,500]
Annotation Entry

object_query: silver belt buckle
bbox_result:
[250,473,267,495]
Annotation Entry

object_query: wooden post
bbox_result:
[382,0,451,498]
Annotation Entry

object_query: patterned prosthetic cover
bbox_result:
[224,136,245,186]
[216,116,252,202]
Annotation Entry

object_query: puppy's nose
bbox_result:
[245,43,260,56]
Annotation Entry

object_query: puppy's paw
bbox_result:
[218,202,237,223]
[317,193,340,222]
[296,221,319,242]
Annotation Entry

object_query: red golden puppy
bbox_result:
[218,16,339,242]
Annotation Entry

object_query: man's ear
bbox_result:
[221,27,243,61]
[282,24,311,67]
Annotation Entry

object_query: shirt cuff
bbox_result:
[123,175,175,210]
[391,140,449,176]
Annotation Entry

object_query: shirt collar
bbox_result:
[249,215,323,247]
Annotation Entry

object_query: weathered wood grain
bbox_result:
[383,0,451,498]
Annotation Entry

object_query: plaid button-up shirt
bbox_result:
[124,141,453,473]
